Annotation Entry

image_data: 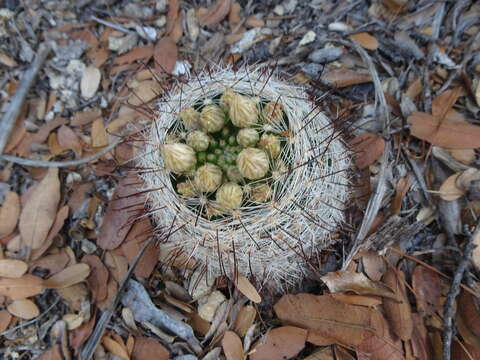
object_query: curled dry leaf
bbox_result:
[0,259,28,278]
[102,336,130,360]
[390,177,411,215]
[250,326,307,360]
[321,269,396,299]
[82,255,109,303]
[322,69,372,88]
[199,0,232,26]
[222,330,245,360]
[411,265,441,316]
[154,36,177,74]
[114,46,153,65]
[274,293,372,347]
[350,133,385,169]
[408,112,480,149]
[7,299,40,320]
[361,250,386,281]
[382,267,413,341]
[234,275,261,303]
[19,167,60,250]
[349,32,379,50]
[44,263,91,289]
[0,274,44,299]
[132,336,169,360]
[0,191,20,238]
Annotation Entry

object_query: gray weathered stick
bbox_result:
[0,43,51,154]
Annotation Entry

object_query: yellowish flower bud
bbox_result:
[194,163,223,192]
[259,134,281,159]
[220,88,236,109]
[236,128,259,147]
[262,101,284,124]
[228,92,259,128]
[237,148,269,180]
[177,181,197,197]
[162,143,196,174]
[250,183,272,203]
[226,166,244,183]
[200,105,225,133]
[216,182,243,210]
[187,131,210,151]
[178,107,200,130]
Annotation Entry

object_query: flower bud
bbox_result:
[236,128,259,147]
[187,131,210,151]
[228,92,259,128]
[250,183,272,203]
[194,163,223,192]
[236,148,269,180]
[162,143,196,174]
[259,133,281,159]
[216,182,243,210]
[226,166,243,183]
[220,88,236,109]
[200,105,225,133]
[177,181,197,197]
[262,101,284,124]
[178,107,200,130]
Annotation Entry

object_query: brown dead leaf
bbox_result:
[411,265,441,316]
[390,177,411,214]
[132,337,169,360]
[31,205,69,260]
[331,293,382,307]
[0,259,28,278]
[0,51,18,67]
[382,267,413,341]
[0,191,20,238]
[0,274,44,299]
[7,298,40,320]
[82,255,109,303]
[97,175,145,250]
[114,46,153,65]
[350,133,385,169]
[233,305,256,337]
[245,16,264,28]
[0,310,12,332]
[449,148,476,165]
[321,269,396,298]
[349,32,379,50]
[71,109,102,127]
[411,314,432,360]
[19,167,60,250]
[102,335,130,359]
[250,326,307,360]
[235,275,261,303]
[37,344,64,360]
[457,290,480,342]
[361,251,386,281]
[70,311,97,350]
[154,36,177,74]
[432,87,463,118]
[408,112,480,149]
[323,69,372,88]
[91,117,109,148]
[199,0,232,26]
[104,252,129,283]
[274,293,372,347]
[31,250,70,276]
[57,125,83,157]
[228,2,241,29]
[439,173,464,201]
[44,263,91,289]
[166,0,182,42]
[452,339,480,360]
[222,330,245,360]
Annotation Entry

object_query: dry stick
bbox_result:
[0,43,51,154]
[0,141,120,167]
[442,225,477,360]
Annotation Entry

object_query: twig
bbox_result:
[0,43,51,154]
[442,225,477,360]
[0,141,121,168]
[91,16,133,34]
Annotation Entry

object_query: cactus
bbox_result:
[138,67,352,292]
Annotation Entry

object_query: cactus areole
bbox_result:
[138,68,352,291]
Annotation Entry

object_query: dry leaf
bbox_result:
[82,255,109,303]
[0,259,28,278]
[228,2,241,28]
[322,69,372,88]
[114,46,154,65]
[439,173,464,201]
[154,36,177,74]
[411,314,432,360]
[432,87,463,118]
[233,305,256,337]
[222,330,244,360]
[103,336,130,360]
[31,250,70,275]
[449,148,476,165]
[457,290,480,343]
[274,293,372,347]
[321,269,396,298]
[234,275,261,303]
[411,265,441,316]
[81,65,101,99]
[57,125,82,157]
[0,274,44,299]
[330,293,382,307]
[350,133,385,169]
[390,177,411,214]
[361,251,386,281]
[57,283,89,312]
[44,263,91,289]
[199,0,232,26]
[250,326,307,360]
[349,32,379,50]
[0,51,18,67]
[37,344,64,360]
[0,310,12,332]
[70,311,97,350]
[71,109,102,127]
[0,191,20,238]
[382,267,413,341]
[408,112,480,149]
[19,167,60,250]
[31,205,69,260]
[126,80,163,106]
[132,337,169,360]
[91,117,108,148]
[7,299,40,320]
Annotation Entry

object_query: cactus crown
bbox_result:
[138,67,352,291]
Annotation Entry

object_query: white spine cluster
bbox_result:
[138,67,352,291]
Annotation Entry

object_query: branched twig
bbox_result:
[0,141,121,167]
[442,224,477,360]
[0,43,51,154]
